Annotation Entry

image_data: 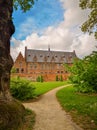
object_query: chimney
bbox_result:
[25,46,27,61]
[48,45,50,51]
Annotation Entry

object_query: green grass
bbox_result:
[32,81,68,96]
[23,108,35,130]
[56,86,97,130]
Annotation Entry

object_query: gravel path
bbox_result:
[23,85,83,130]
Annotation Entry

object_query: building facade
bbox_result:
[12,47,77,81]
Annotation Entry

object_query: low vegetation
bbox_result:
[0,99,25,130]
[56,85,97,130]
[10,77,36,101]
[10,77,67,101]
[22,109,35,130]
[33,81,67,96]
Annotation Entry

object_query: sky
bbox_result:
[11,0,97,60]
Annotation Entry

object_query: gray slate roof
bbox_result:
[25,49,77,63]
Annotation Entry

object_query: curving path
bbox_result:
[23,85,83,130]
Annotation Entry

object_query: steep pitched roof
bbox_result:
[15,52,25,63]
[25,48,77,63]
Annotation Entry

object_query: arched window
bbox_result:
[21,68,24,73]
[16,68,19,73]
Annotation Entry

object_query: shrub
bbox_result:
[36,76,44,82]
[36,76,41,82]
[60,75,63,81]
[10,78,36,101]
[56,75,59,81]
[40,75,44,82]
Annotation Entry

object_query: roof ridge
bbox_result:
[27,49,74,53]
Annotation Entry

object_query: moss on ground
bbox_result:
[0,99,25,130]
[22,109,35,130]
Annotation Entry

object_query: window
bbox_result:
[34,64,37,69]
[21,68,24,73]
[16,68,19,73]
[63,55,65,58]
[19,62,22,67]
[30,63,33,69]
[57,64,61,69]
[40,55,43,57]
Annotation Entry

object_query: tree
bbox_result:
[0,0,34,129]
[0,0,34,101]
[66,51,97,93]
[79,0,97,39]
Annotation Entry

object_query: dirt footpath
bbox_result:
[23,85,83,130]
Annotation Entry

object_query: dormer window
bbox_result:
[33,55,37,62]
[63,55,65,58]
[40,55,43,57]
[44,56,47,62]
[19,62,22,67]
[69,55,72,58]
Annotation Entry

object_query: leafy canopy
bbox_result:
[65,51,97,93]
[13,0,35,12]
[79,0,97,39]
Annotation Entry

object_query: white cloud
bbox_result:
[16,17,38,39]
[11,0,97,60]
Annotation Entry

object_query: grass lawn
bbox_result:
[56,85,97,130]
[32,81,68,96]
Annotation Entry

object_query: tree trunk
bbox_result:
[0,0,15,101]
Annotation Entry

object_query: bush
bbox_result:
[36,76,44,82]
[56,75,59,81]
[60,75,63,81]
[40,75,44,82]
[65,51,97,93]
[10,78,36,101]
[36,76,41,82]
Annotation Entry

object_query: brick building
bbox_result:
[12,47,77,81]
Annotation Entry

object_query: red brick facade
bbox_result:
[12,47,77,81]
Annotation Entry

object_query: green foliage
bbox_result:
[36,76,44,82]
[36,76,41,82]
[56,86,97,130]
[23,108,35,130]
[65,51,97,93]
[10,78,36,101]
[40,75,44,82]
[60,75,63,81]
[11,67,16,73]
[56,75,59,81]
[79,0,97,39]
[13,0,35,12]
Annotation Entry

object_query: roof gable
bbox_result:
[15,52,25,63]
